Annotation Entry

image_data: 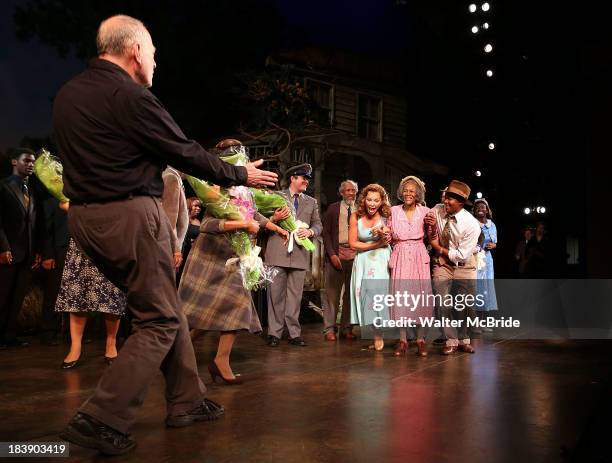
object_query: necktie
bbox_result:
[293,194,299,214]
[22,182,30,210]
[441,215,454,247]
[347,203,352,224]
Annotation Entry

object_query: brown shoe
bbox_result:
[416,340,428,357]
[441,345,457,355]
[393,341,407,356]
[459,344,475,354]
[340,331,357,340]
[324,332,337,341]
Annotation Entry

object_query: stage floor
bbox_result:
[1,324,610,462]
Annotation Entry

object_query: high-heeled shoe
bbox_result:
[104,356,117,366]
[208,361,243,385]
[416,340,428,357]
[61,358,80,369]
[393,341,407,356]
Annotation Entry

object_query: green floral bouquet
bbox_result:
[33,149,70,209]
[251,188,315,252]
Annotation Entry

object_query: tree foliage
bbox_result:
[237,68,330,133]
[13,0,288,145]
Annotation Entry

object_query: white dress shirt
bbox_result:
[431,204,481,264]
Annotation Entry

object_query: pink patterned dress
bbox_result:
[388,204,433,322]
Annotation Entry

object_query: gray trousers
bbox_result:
[267,266,305,339]
[432,260,476,347]
[68,196,205,434]
[323,259,353,333]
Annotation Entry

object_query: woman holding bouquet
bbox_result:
[349,184,392,351]
[179,140,288,384]
[55,237,126,369]
[32,152,126,369]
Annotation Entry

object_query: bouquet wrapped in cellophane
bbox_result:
[186,144,273,290]
[251,189,315,252]
[33,148,70,210]
[215,145,315,253]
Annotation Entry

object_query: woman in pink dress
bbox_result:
[387,176,435,357]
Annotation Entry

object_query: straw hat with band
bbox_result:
[442,180,473,207]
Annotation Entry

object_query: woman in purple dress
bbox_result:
[387,176,435,357]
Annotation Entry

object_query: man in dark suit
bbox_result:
[39,195,70,345]
[0,147,42,348]
[321,180,358,341]
[264,163,323,347]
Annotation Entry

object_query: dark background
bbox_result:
[1,0,609,277]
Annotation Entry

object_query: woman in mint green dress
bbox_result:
[349,184,392,350]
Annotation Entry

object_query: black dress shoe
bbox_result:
[267,335,280,347]
[288,337,306,346]
[60,412,136,456]
[61,359,80,369]
[104,356,117,366]
[165,398,225,428]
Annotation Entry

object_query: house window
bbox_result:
[306,79,334,125]
[357,94,382,141]
[291,146,314,165]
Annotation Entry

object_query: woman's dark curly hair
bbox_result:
[356,184,391,218]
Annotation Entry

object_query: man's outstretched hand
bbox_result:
[245,159,278,188]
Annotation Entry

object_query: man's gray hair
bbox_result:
[96,15,149,56]
[338,180,358,195]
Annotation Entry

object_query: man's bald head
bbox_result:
[96,15,156,88]
[96,15,149,56]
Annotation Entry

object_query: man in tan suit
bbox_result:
[426,180,481,355]
[265,163,322,347]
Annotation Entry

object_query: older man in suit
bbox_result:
[265,163,322,347]
[0,147,42,348]
[321,180,358,341]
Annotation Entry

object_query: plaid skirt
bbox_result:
[178,232,261,333]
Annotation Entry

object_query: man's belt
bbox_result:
[434,255,466,267]
[450,261,466,267]
[71,192,151,206]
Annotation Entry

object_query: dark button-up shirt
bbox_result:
[52,58,247,203]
